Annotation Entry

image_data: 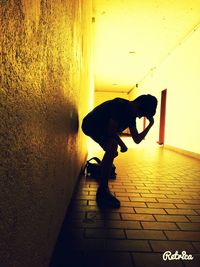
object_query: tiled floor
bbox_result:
[50,142,200,267]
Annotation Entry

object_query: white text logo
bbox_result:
[163,251,194,261]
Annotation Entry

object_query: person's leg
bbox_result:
[96,138,120,208]
[81,125,120,208]
[99,138,118,188]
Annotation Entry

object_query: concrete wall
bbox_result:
[0,1,93,266]
[139,26,200,154]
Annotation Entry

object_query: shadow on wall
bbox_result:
[0,86,82,267]
[2,83,81,181]
[0,0,92,265]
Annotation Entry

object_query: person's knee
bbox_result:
[106,138,118,158]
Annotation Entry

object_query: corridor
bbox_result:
[50,141,200,267]
[1,1,200,266]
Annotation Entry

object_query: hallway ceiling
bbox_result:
[93,0,200,93]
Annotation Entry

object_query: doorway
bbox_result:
[158,89,167,145]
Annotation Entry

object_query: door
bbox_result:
[158,89,167,145]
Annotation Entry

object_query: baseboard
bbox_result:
[164,144,200,161]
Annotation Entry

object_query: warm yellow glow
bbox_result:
[86,58,95,156]
[89,60,94,110]
[140,25,200,154]
[93,0,200,92]
[87,138,102,159]
[92,0,200,154]
[87,136,158,160]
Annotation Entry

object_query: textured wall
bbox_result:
[0,0,93,266]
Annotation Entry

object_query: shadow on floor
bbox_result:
[50,146,200,267]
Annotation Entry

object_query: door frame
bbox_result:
[158,89,167,145]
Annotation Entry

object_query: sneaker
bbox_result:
[96,187,121,209]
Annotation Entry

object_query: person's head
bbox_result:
[133,94,158,119]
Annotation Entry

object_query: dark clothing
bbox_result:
[82,98,136,147]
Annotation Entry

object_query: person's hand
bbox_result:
[120,145,128,153]
[148,117,154,126]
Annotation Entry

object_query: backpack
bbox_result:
[83,157,116,179]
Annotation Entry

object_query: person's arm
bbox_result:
[129,117,154,144]
[107,119,128,152]
[115,135,128,152]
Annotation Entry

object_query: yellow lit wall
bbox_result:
[139,26,200,154]
[94,91,129,106]
[0,1,93,267]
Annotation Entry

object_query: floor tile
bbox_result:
[50,144,200,267]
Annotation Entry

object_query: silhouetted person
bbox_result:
[82,94,158,208]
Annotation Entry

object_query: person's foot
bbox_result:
[96,186,120,209]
